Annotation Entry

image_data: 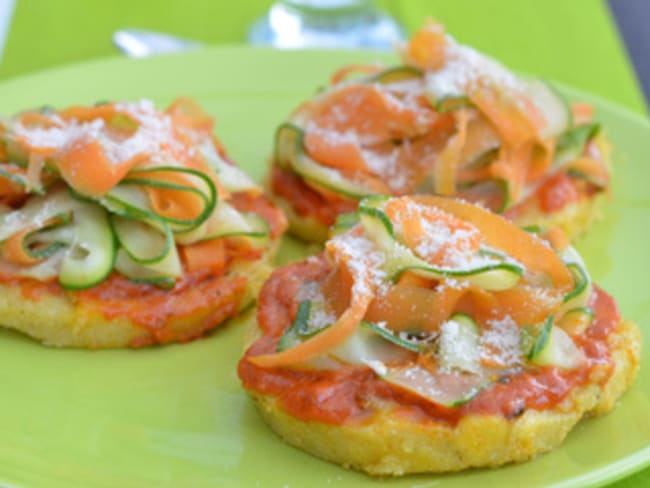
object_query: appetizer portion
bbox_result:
[270,23,610,242]
[0,98,287,348]
[239,196,639,475]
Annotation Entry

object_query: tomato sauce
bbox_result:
[238,256,621,426]
[270,165,357,227]
[538,172,581,213]
[1,265,247,346]
[0,271,63,300]
[82,270,247,345]
[0,189,283,345]
[230,191,288,238]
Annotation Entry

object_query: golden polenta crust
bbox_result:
[0,245,277,349]
[512,193,605,243]
[246,319,640,475]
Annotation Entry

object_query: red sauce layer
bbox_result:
[0,266,247,346]
[229,192,288,238]
[537,172,581,213]
[238,256,620,426]
[270,165,357,227]
[81,270,247,346]
[273,164,605,231]
[0,191,284,345]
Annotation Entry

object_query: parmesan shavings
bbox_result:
[425,35,523,100]
[439,318,481,374]
[12,99,185,166]
[480,315,523,368]
[296,281,337,332]
[328,231,387,297]
[392,200,494,270]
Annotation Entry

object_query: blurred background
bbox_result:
[0,0,646,114]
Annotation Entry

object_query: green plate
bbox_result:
[0,47,648,488]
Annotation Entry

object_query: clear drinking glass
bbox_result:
[248,0,405,50]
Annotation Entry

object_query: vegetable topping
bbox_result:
[247,195,599,409]
[0,98,286,290]
[272,22,610,227]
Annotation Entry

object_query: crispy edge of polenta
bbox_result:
[512,193,605,242]
[0,242,278,349]
[244,319,641,475]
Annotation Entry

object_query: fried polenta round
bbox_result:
[0,98,287,348]
[269,23,612,244]
[244,319,639,475]
[239,195,640,475]
[0,244,277,349]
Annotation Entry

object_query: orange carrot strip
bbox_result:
[384,197,480,266]
[59,104,117,123]
[434,109,470,195]
[423,286,472,332]
[571,103,594,125]
[303,130,369,172]
[250,290,372,368]
[456,116,500,170]
[403,21,447,70]
[181,238,225,274]
[0,165,26,203]
[543,227,570,252]
[396,270,433,288]
[136,170,207,221]
[320,266,354,317]
[491,285,563,325]
[566,157,610,187]
[257,296,370,368]
[26,152,45,193]
[470,87,537,148]
[310,84,434,142]
[18,111,63,128]
[330,64,383,85]
[384,196,425,242]
[250,242,375,368]
[364,284,467,333]
[412,195,573,290]
[454,279,561,330]
[56,139,146,197]
[526,138,555,183]
[454,287,499,322]
[2,228,40,265]
[489,144,529,203]
[166,97,214,133]
[1,215,65,265]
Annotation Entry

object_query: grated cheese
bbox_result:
[480,315,523,367]
[425,35,523,100]
[391,200,493,270]
[438,318,481,374]
[11,99,187,167]
[328,231,387,297]
[296,281,336,331]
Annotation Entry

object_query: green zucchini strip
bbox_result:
[23,211,72,259]
[277,300,313,352]
[526,315,554,360]
[110,213,174,265]
[119,166,217,230]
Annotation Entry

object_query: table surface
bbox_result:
[0,1,647,487]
